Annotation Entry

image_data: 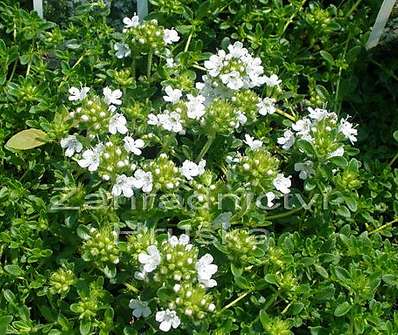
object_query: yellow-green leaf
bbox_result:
[5,129,47,150]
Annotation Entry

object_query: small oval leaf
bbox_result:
[334,301,351,317]
[6,129,47,150]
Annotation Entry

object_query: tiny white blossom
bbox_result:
[244,134,263,150]
[196,253,218,288]
[112,174,135,198]
[181,160,206,180]
[292,118,313,141]
[147,113,160,126]
[294,161,315,180]
[257,97,276,115]
[60,135,82,157]
[123,14,140,30]
[339,118,357,144]
[109,113,128,134]
[186,94,206,120]
[235,111,247,128]
[307,107,337,121]
[273,174,292,194]
[163,86,182,104]
[132,169,153,193]
[166,58,176,68]
[124,136,145,155]
[157,110,184,133]
[168,234,192,250]
[129,299,151,318]
[68,86,90,101]
[277,130,295,150]
[114,42,131,59]
[163,29,180,44]
[329,146,345,158]
[138,245,161,273]
[264,74,281,87]
[266,192,276,208]
[78,144,103,172]
[156,309,181,332]
[103,87,123,106]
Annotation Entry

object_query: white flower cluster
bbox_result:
[130,234,217,332]
[203,41,269,90]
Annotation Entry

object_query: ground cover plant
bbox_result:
[0,1,398,334]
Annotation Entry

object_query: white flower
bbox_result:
[328,146,345,158]
[123,14,140,30]
[109,113,128,134]
[235,111,247,128]
[273,174,292,194]
[307,107,336,121]
[264,74,281,87]
[157,110,184,133]
[165,58,176,68]
[196,253,218,288]
[244,134,263,150]
[78,144,103,172]
[132,169,153,193]
[114,42,131,59]
[180,160,206,180]
[163,86,182,104]
[339,118,357,144]
[168,234,192,250]
[68,86,89,101]
[292,118,313,141]
[277,130,295,150]
[138,245,161,273]
[103,87,123,106]
[257,97,276,115]
[163,29,180,44]
[220,70,244,90]
[148,113,160,126]
[112,174,135,197]
[129,299,151,318]
[156,309,181,332]
[124,136,144,155]
[204,50,226,77]
[186,94,206,120]
[60,135,82,157]
[294,161,315,180]
[266,192,276,208]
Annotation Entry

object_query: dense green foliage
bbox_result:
[0,1,398,334]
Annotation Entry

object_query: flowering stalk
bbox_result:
[196,133,216,162]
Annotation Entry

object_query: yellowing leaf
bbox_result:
[5,129,47,150]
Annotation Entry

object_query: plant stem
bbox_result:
[147,52,153,79]
[369,218,398,235]
[275,109,297,122]
[265,207,303,221]
[345,0,363,18]
[8,60,17,82]
[389,152,398,167]
[184,30,194,52]
[196,133,215,162]
[221,291,251,311]
[281,0,308,36]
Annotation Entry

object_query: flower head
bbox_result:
[163,86,182,104]
[112,174,135,197]
[273,174,292,194]
[244,134,263,150]
[257,97,276,115]
[68,86,90,101]
[114,42,131,59]
[78,144,103,172]
[156,309,181,332]
[186,94,206,120]
[129,299,151,318]
[60,135,82,157]
[181,160,206,180]
[103,87,123,106]
[339,118,357,144]
[277,130,295,150]
[163,29,180,44]
[196,254,218,288]
[109,113,128,134]
[264,74,281,87]
[123,14,140,30]
[132,169,153,193]
[138,245,161,273]
[124,136,145,155]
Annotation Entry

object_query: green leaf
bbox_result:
[6,129,47,150]
[314,264,329,279]
[296,139,315,156]
[79,319,91,335]
[0,316,12,335]
[393,130,398,142]
[330,156,348,168]
[334,302,351,317]
[320,50,334,65]
[4,264,23,276]
[259,310,270,330]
